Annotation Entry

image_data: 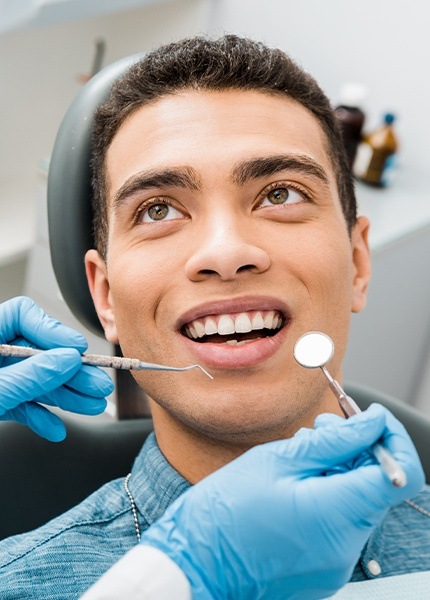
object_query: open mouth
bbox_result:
[182,310,286,346]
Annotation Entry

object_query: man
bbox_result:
[0,35,429,598]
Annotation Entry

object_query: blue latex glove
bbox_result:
[141,404,425,600]
[0,296,114,441]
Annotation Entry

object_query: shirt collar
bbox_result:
[127,432,191,527]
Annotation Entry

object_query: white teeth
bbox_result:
[204,317,218,335]
[218,315,235,335]
[185,310,283,340]
[187,323,198,339]
[193,321,206,338]
[235,313,253,333]
[251,312,265,330]
[226,338,260,346]
[263,312,274,329]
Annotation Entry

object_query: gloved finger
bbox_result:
[375,404,419,456]
[38,387,107,415]
[370,405,425,494]
[273,404,389,475]
[0,296,87,352]
[314,412,374,474]
[325,407,425,499]
[323,450,374,477]
[0,335,114,398]
[63,364,115,398]
[0,402,66,442]
[319,454,423,523]
[0,348,82,413]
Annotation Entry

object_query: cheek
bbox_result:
[106,247,177,342]
[286,229,354,311]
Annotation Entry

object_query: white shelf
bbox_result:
[356,167,430,253]
[0,0,167,34]
[0,183,36,268]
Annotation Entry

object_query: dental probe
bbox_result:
[0,344,213,379]
[294,332,407,488]
[320,364,406,487]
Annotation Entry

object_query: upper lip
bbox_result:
[176,296,292,330]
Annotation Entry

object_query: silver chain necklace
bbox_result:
[405,498,430,518]
[123,474,430,546]
[124,473,141,542]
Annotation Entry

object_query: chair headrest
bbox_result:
[47,54,143,336]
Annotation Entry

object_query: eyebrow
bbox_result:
[231,154,330,187]
[112,166,202,210]
[112,154,329,211]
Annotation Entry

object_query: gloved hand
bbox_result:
[0,296,114,441]
[141,404,425,600]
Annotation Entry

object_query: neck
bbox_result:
[151,403,247,482]
[149,387,343,483]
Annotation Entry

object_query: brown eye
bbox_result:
[138,201,184,224]
[259,185,305,209]
[267,188,290,204]
[148,204,169,220]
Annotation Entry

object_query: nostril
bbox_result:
[237,264,256,273]
[185,243,270,281]
[200,264,257,277]
[200,269,218,276]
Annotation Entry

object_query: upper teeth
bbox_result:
[185,310,282,340]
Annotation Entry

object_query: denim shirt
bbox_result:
[1,433,430,599]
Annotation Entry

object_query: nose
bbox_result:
[184,218,271,282]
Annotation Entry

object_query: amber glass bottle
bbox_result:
[334,83,366,169]
[354,113,398,186]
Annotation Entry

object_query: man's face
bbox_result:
[87,89,370,446]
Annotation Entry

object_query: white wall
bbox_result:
[9,0,428,199]
[209,0,430,174]
[0,0,209,304]
[0,0,208,206]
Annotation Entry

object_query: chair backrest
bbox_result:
[48,53,143,337]
[1,380,429,541]
[0,417,153,540]
[347,381,430,485]
[47,54,152,419]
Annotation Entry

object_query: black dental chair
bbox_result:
[1,56,430,541]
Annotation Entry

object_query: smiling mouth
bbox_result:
[182,310,286,346]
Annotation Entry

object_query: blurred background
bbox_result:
[0,0,429,413]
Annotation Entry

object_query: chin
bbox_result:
[161,394,308,445]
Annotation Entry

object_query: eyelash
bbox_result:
[134,197,179,223]
[257,180,313,205]
[133,180,312,224]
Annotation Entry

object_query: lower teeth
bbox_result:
[225,338,261,346]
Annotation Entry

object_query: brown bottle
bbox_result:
[354,114,398,187]
[334,83,367,169]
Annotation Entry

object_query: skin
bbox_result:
[86,89,371,483]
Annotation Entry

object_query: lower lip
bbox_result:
[180,325,289,369]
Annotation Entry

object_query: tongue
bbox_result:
[198,331,266,344]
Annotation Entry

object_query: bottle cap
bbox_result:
[338,82,368,108]
[384,113,395,124]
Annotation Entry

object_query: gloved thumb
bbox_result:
[277,404,388,476]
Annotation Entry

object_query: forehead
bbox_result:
[105,89,336,196]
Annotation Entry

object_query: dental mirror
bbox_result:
[294,331,334,369]
[293,330,407,488]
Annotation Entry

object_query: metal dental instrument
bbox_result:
[293,331,406,488]
[0,344,213,379]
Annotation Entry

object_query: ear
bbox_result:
[85,249,119,343]
[351,216,371,313]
